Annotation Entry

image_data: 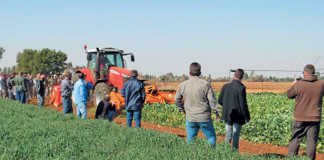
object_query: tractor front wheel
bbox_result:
[93,83,112,107]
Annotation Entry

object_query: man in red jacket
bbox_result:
[286,64,324,160]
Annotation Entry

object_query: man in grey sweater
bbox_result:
[61,70,73,114]
[175,62,221,146]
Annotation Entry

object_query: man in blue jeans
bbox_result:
[73,73,88,119]
[36,74,46,107]
[12,72,26,103]
[218,69,250,150]
[121,70,146,128]
[61,70,73,114]
[175,62,221,146]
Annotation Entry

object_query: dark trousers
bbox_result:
[288,121,320,160]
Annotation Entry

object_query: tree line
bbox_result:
[0,48,70,76]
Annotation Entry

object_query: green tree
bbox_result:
[0,47,5,60]
[16,48,68,76]
[16,49,37,74]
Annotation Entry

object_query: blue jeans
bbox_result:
[76,103,87,119]
[37,94,44,107]
[107,111,115,122]
[62,97,73,114]
[126,110,142,128]
[186,119,216,146]
[225,122,242,149]
[8,90,14,100]
[16,89,25,103]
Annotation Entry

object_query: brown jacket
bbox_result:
[287,75,324,122]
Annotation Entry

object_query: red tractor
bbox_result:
[50,45,175,109]
[79,46,135,106]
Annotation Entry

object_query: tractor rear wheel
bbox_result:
[93,83,113,107]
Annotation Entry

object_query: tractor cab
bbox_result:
[85,46,135,81]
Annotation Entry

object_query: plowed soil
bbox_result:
[28,98,323,160]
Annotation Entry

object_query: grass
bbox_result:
[0,98,308,160]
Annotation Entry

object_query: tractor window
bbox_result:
[116,54,123,68]
[88,53,97,70]
[102,54,115,67]
[102,53,124,68]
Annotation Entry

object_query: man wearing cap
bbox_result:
[73,73,88,119]
[175,62,221,146]
[36,74,46,106]
[61,70,73,114]
[218,69,250,150]
[286,64,324,160]
[121,70,146,128]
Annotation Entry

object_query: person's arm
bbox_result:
[207,83,221,120]
[140,83,146,102]
[239,87,250,122]
[287,82,297,99]
[174,84,185,113]
[218,85,225,106]
[80,82,87,103]
[121,83,126,98]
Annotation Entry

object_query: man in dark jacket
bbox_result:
[95,96,116,122]
[36,74,46,107]
[61,70,73,114]
[286,64,324,160]
[121,70,146,128]
[218,69,250,149]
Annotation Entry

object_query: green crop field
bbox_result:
[141,93,324,153]
[0,98,308,160]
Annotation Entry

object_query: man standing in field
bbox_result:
[61,70,73,114]
[121,70,146,128]
[218,69,250,150]
[36,74,46,107]
[12,72,26,103]
[175,62,220,146]
[0,73,8,98]
[73,73,88,119]
[7,73,15,100]
[286,64,324,160]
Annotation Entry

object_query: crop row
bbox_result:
[0,98,308,160]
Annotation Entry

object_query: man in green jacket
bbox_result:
[12,72,26,103]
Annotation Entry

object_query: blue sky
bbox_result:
[1,0,324,77]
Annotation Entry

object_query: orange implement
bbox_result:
[144,85,175,104]
[109,91,125,111]
[49,85,62,107]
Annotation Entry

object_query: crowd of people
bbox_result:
[0,63,322,160]
[0,72,66,105]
